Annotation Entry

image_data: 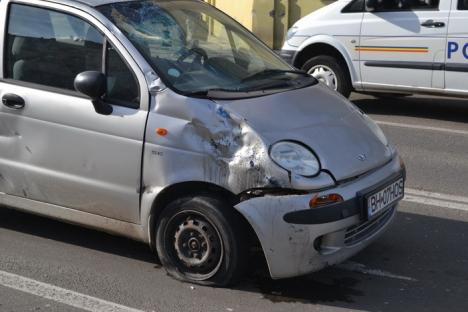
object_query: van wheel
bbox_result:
[155,195,248,287]
[302,55,352,98]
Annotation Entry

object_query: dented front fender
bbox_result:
[142,88,291,196]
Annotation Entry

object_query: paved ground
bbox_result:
[1,93,468,312]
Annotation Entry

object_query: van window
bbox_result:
[369,0,439,11]
[343,0,365,13]
[458,0,468,9]
[5,4,140,108]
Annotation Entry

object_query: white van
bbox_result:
[281,0,468,98]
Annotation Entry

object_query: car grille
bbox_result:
[344,206,395,246]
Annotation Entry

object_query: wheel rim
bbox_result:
[164,210,224,281]
[308,65,338,90]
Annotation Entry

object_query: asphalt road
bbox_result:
[1,93,468,312]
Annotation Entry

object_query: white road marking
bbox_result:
[404,188,468,212]
[338,188,467,282]
[338,188,468,282]
[0,270,145,312]
[376,120,468,136]
[336,261,417,281]
[406,188,468,204]
[404,195,468,212]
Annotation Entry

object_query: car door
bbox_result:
[0,2,148,223]
[444,0,468,94]
[359,0,450,91]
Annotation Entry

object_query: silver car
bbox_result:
[0,0,405,286]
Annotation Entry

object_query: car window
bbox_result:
[368,0,439,11]
[106,44,140,107]
[98,1,304,98]
[5,4,140,108]
[5,4,104,90]
[458,0,468,9]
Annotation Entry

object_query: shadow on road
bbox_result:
[0,206,156,264]
[352,94,468,123]
[1,206,468,311]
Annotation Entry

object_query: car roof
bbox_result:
[73,0,140,7]
[65,0,138,7]
[28,0,198,9]
[39,0,144,8]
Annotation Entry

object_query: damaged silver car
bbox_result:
[0,0,405,286]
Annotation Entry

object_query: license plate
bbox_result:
[367,177,405,219]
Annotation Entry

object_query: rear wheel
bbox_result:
[155,195,248,286]
[302,55,352,98]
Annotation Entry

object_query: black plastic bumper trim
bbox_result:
[445,63,468,72]
[364,61,443,70]
[283,198,360,225]
[283,169,406,225]
[365,61,468,73]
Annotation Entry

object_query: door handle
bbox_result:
[2,94,25,109]
[421,20,445,28]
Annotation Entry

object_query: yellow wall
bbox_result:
[207,0,334,49]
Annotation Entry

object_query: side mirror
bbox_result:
[74,71,106,100]
[74,71,112,115]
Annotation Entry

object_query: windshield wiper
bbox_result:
[185,88,241,97]
[240,69,311,83]
[240,74,318,92]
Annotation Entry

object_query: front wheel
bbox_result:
[155,195,248,286]
[302,55,352,98]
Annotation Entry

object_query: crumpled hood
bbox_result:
[217,84,393,182]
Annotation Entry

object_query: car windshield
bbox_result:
[98,0,316,98]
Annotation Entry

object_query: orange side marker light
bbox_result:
[156,128,168,136]
[309,193,344,208]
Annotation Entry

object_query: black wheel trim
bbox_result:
[163,210,225,281]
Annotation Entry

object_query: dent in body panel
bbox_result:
[0,83,146,224]
[233,194,357,278]
[233,156,403,278]
[142,88,291,196]
[234,193,397,279]
[0,111,30,196]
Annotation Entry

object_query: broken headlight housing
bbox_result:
[269,141,321,177]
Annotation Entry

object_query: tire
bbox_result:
[155,194,248,287]
[302,55,352,98]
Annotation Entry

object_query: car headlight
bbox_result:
[269,141,321,177]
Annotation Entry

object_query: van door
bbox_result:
[0,3,147,223]
[445,0,468,94]
[359,0,450,91]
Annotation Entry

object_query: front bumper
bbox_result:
[234,156,404,279]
